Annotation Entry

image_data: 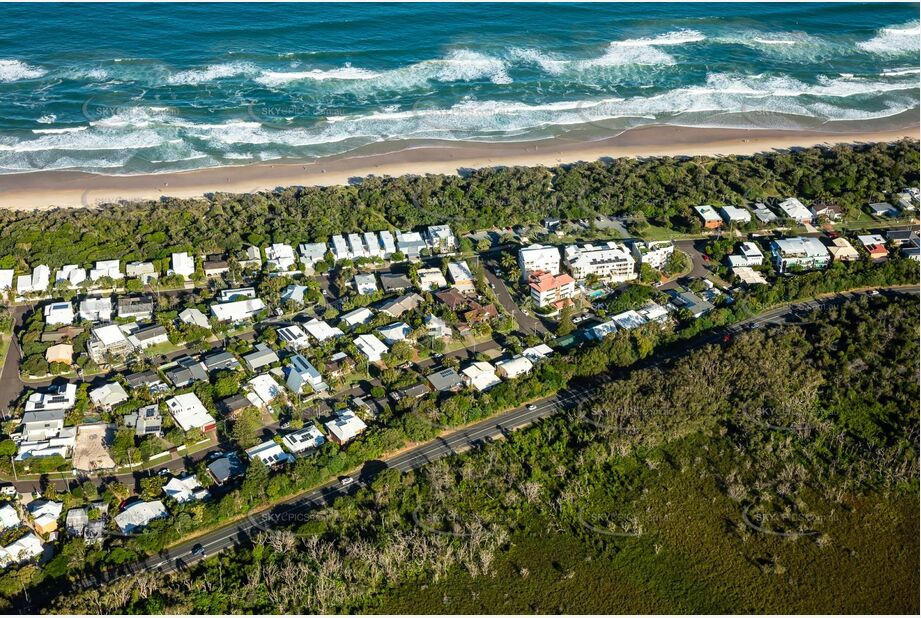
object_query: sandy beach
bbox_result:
[0,124,917,211]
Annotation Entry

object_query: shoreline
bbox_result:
[0,124,918,211]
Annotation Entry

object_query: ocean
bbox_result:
[0,2,917,175]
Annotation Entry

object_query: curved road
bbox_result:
[71,285,919,587]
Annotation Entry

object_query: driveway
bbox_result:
[483,266,547,336]
[0,305,27,417]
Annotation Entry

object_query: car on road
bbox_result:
[191,543,205,558]
[339,476,355,487]
[527,404,537,411]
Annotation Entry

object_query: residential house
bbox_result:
[727,242,764,268]
[856,234,889,261]
[718,205,752,225]
[202,259,229,277]
[123,405,162,437]
[810,201,843,221]
[425,314,452,338]
[281,284,309,305]
[776,198,813,224]
[55,265,87,287]
[24,383,77,414]
[417,267,448,291]
[241,245,262,267]
[285,354,326,394]
[354,334,388,363]
[282,425,326,456]
[179,308,211,329]
[378,293,423,318]
[202,350,240,373]
[246,374,284,408]
[163,475,209,504]
[425,224,456,252]
[88,260,122,283]
[392,383,430,401]
[125,371,166,393]
[380,272,411,292]
[434,288,467,311]
[637,302,670,323]
[376,321,412,344]
[117,297,153,320]
[166,393,216,433]
[87,324,134,364]
[219,394,252,417]
[518,244,562,279]
[565,242,637,283]
[826,237,861,262]
[219,287,256,302]
[629,240,674,270]
[171,252,195,278]
[79,297,113,323]
[128,324,169,349]
[463,301,498,324]
[347,233,368,259]
[354,273,378,295]
[769,237,831,273]
[324,352,354,379]
[277,324,311,350]
[732,267,768,285]
[265,243,297,271]
[211,298,265,322]
[299,242,328,266]
[207,453,246,486]
[362,231,384,259]
[45,343,73,366]
[16,265,50,295]
[65,508,88,536]
[379,230,397,258]
[694,205,722,229]
[447,261,475,294]
[426,367,463,392]
[246,440,293,467]
[243,343,279,371]
[0,269,13,293]
[495,356,534,379]
[164,356,208,387]
[44,302,75,326]
[0,504,19,531]
[885,228,919,247]
[303,318,344,342]
[461,361,501,392]
[340,307,374,327]
[522,343,553,363]
[330,235,351,261]
[668,289,715,318]
[89,382,129,409]
[28,499,63,535]
[125,261,158,283]
[528,271,576,309]
[324,409,367,446]
[0,533,44,568]
[396,231,427,259]
[868,201,899,218]
[114,500,168,534]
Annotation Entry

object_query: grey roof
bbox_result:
[22,410,66,424]
[165,356,208,386]
[133,324,167,342]
[208,454,246,484]
[219,394,252,414]
[426,367,463,392]
[203,350,240,372]
[125,371,161,389]
[378,293,423,317]
[117,297,153,316]
[243,343,279,370]
[379,273,412,292]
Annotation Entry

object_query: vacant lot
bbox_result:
[72,424,116,472]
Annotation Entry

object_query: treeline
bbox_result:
[0,140,917,272]
[44,295,920,613]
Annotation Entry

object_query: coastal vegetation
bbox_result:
[45,295,920,613]
[0,140,918,272]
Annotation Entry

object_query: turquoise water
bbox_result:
[0,2,917,174]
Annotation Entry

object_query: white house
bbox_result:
[0,533,44,568]
[246,440,293,467]
[246,374,284,408]
[396,231,427,259]
[163,475,209,504]
[166,393,216,432]
[376,321,412,344]
[303,318,343,342]
[17,265,50,294]
[126,261,158,283]
[24,383,77,413]
[694,205,722,229]
[417,268,448,291]
[179,308,210,329]
[425,224,456,252]
[277,324,311,350]
[718,205,752,225]
[285,354,325,394]
[114,500,168,534]
[44,301,75,326]
[265,243,297,271]
[629,240,674,270]
[55,265,87,287]
[171,252,195,278]
[0,269,13,292]
[0,504,20,531]
[727,242,763,268]
[89,382,129,409]
[354,273,378,295]
[330,235,351,261]
[89,260,123,282]
[565,242,637,282]
[379,230,397,257]
[495,356,534,379]
[87,324,135,364]
[282,425,326,455]
[770,237,831,273]
[340,307,374,327]
[362,231,383,258]
[461,361,501,392]
[776,198,813,224]
[211,298,265,322]
[219,287,256,302]
[518,244,561,279]
[299,242,327,266]
[325,409,367,445]
[354,334,388,363]
[79,297,113,322]
[447,261,475,293]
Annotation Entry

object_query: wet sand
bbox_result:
[0,124,917,211]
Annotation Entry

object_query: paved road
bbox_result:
[0,305,26,417]
[78,284,917,588]
[482,264,547,336]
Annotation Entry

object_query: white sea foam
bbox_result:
[255,64,380,86]
[717,30,836,61]
[881,67,920,77]
[0,59,46,82]
[166,62,258,85]
[32,126,88,135]
[37,114,56,124]
[610,28,705,48]
[858,21,920,55]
